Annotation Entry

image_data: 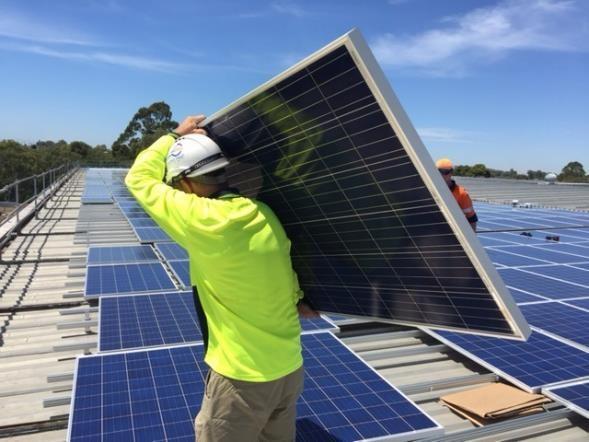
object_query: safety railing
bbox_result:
[0,163,78,233]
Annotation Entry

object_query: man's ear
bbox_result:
[179,178,193,194]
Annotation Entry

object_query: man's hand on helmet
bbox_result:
[174,115,208,137]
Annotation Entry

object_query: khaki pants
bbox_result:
[195,366,304,442]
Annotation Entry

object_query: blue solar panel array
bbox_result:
[498,268,589,300]
[425,216,589,403]
[87,245,158,265]
[99,292,339,352]
[85,263,176,298]
[70,333,442,442]
[546,380,589,420]
[428,329,589,392]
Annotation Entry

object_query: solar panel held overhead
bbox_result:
[203,29,529,339]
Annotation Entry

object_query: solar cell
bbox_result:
[565,298,589,310]
[545,380,589,420]
[168,260,190,288]
[117,201,141,209]
[155,242,189,261]
[123,211,151,219]
[134,227,173,243]
[493,245,585,264]
[87,245,158,265]
[202,29,528,338]
[476,235,517,247]
[485,248,550,267]
[498,268,589,300]
[509,288,546,304]
[537,243,589,259]
[69,333,442,441]
[520,302,589,348]
[85,263,176,298]
[477,232,547,245]
[425,328,589,392]
[120,207,147,214]
[523,265,589,286]
[127,218,158,228]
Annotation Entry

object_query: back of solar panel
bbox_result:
[203,29,530,340]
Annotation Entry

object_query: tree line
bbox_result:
[1,100,587,191]
[0,102,175,191]
[454,162,589,183]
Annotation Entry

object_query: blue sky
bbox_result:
[0,0,587,173]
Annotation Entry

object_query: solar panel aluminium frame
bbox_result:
[67,332,444,442]
[422,326,588,393]
[544,379,589,420]
[203,28,530,340]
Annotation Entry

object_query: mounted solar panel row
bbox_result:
[474,204,589,232]
[69,332,442,441]
[85,263,176,298]
[498,268,589,300]
[98,292,339,352]
[424,328,589,393]
[81,168,130,204]
[525,264,589,286]
[545,380,589,420]
[87,245,158,265]
[203,29,528,339]
[519,302,589,348]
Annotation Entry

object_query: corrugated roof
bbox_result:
[455,177,589,210]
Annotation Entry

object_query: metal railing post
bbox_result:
[33,175,38,210]
[15,182,20,222]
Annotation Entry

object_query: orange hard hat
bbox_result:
[435,158,453,169]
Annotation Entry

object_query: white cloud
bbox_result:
[270,1,307,17]
[372,0,588,76]
[0,42,189,73]
[0,9,269,74]
[417,127,475,144]
[0,10,97,46]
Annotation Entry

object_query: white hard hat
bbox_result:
[165,134,229,184]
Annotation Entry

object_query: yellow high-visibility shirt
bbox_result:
[125,134,303,382]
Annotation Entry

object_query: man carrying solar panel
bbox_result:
[126,115,316,441]
[436,158,478,231]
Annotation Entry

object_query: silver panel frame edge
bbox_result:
[204,28,530,340]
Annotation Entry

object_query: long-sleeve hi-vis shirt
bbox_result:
[125,134,303,382]
[449,180,478,225]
